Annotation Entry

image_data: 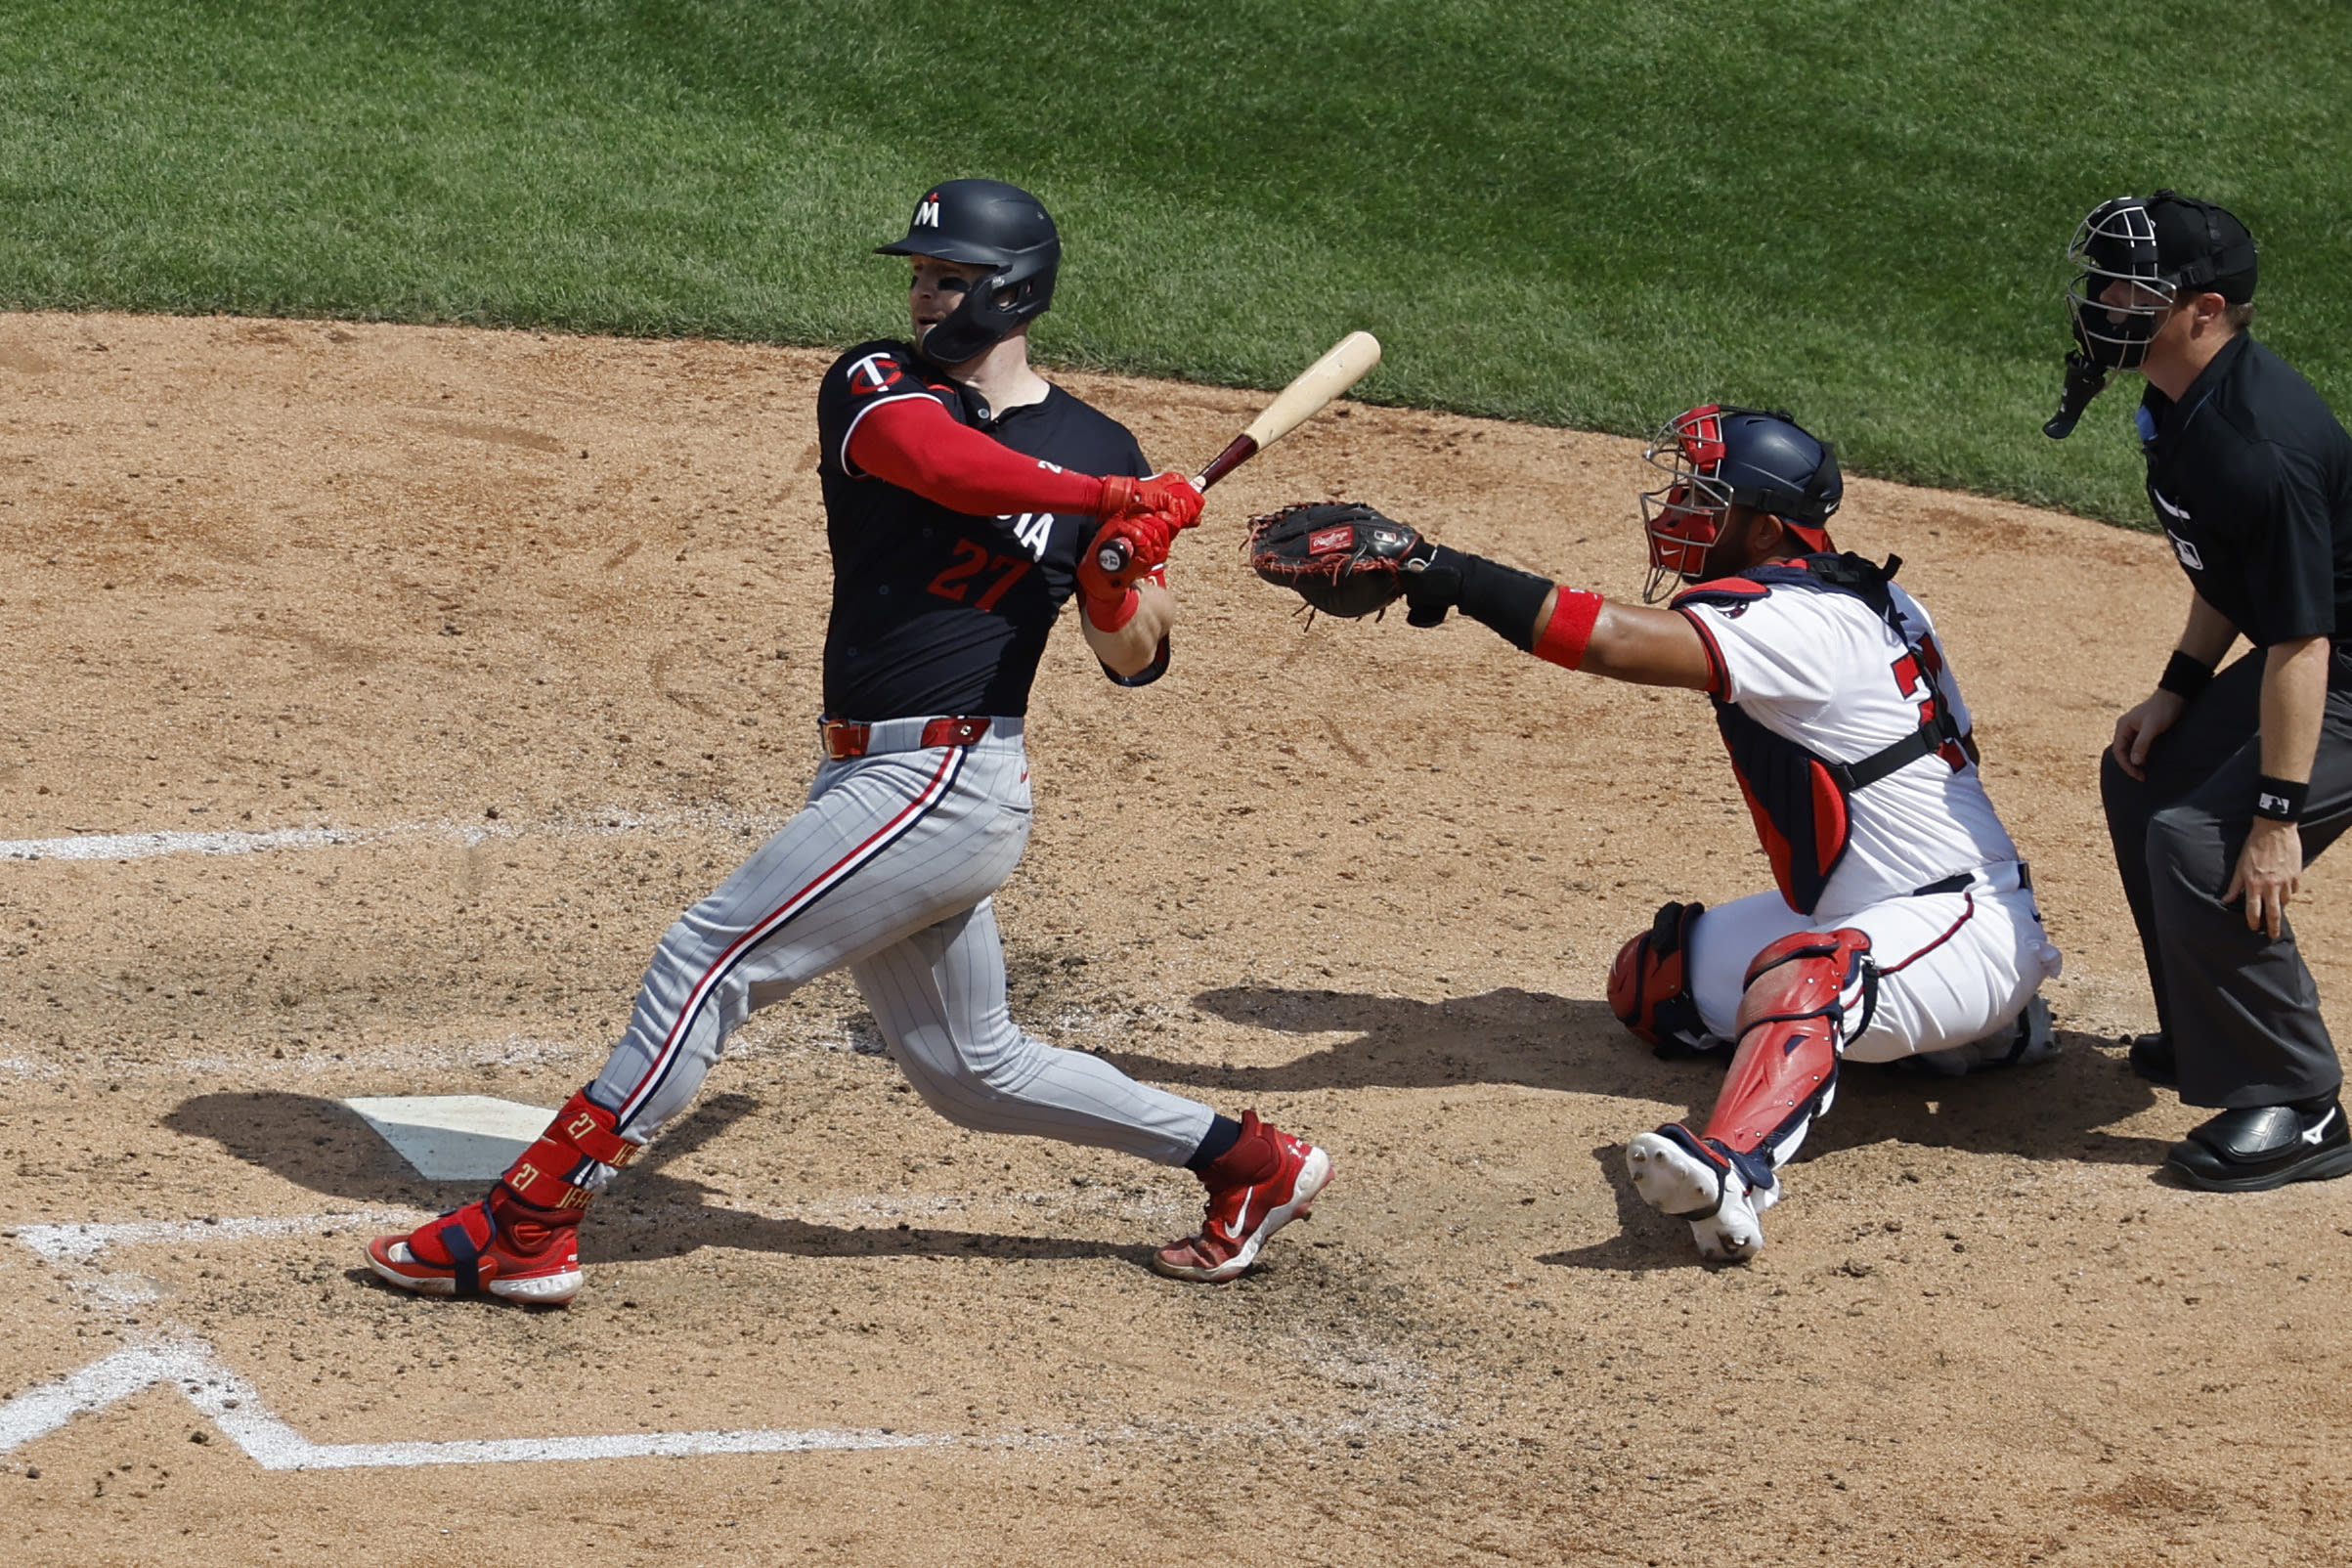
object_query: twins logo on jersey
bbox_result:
[848,353,904,397]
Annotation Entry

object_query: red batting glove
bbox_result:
[1077,513,1174,632]
[1094,470,1203,530]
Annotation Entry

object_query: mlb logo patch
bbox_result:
[1307,526,1355,554]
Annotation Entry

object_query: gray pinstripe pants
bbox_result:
[587,725,1213,1164]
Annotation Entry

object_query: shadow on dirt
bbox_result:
[163,1089,1150,1271]
[1112,982,2170,1169]
[1537,1036,2185,1274]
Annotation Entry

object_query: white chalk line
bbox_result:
[0,826,361,862]
[3,1192,1442,1469]
[1,1207,956,1468]
[11,1209,419,1263]
[0,807,790,864]
[0,1340,945,1469]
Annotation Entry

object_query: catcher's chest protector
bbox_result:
[1676,555,1968,915]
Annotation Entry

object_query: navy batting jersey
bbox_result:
[814,340,1150,719]
[2139,332,2352,649]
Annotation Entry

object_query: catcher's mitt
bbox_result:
[1246,501,1425,619]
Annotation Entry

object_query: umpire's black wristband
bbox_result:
[2253,775,2310,823]
[2157,649,2214,701]
[1453,552,1556,653]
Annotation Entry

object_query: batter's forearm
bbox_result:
[2258,635,2330,783]
[1083,580,1175,677]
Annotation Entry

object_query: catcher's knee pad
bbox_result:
[1701,928,1876,1165]
[1607,899,1710,1056]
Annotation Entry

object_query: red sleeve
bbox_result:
[1674,605,1729,697]
[846,395,1106,516]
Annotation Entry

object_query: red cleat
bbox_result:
[1153,1111,1332,1283]
[365,1187,584,1305]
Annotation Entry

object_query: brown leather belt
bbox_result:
[820,716,991,762]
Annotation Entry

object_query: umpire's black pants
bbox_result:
[2100,648,2352,1109]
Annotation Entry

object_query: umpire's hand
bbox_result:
[2227,819,2304,940]
[2111,689,2187,780]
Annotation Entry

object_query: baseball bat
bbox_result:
[1096,329,1383,574]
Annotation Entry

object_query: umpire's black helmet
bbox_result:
[877,179,1061,366]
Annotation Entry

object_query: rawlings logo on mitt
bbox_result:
[1246,501,1426,619]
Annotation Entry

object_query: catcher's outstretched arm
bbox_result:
[1405,546,1715,690]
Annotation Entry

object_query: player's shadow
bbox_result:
[1111,983,2168,1167]
[1535,1032,2177,1271]
[1111,984,1644,1097]
[161,1090,1148,1274]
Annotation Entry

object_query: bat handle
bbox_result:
[1195,434,1260,492]
[1093,428,1265,579]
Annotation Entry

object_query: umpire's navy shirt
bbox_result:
[2139,331,2352,650]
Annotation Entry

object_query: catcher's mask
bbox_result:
[878,178,1061,367]
[1637,405,1842,602]
[2063,191,2257,370]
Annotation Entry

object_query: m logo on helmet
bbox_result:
[914,197,941,228]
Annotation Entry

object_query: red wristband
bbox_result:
[1532,588,1603,669]
[1083,588,1140,632]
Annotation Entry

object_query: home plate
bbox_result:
[343,1095,552,1179]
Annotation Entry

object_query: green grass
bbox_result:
[4,0,2348,523]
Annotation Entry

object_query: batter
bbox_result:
[367,179,1331,1302]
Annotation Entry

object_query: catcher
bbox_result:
[1250,405,2063,1262]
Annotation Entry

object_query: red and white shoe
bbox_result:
[1153,1111,1332,1283]
[1625,1124,1779,1264]
[365,1187,585,1305]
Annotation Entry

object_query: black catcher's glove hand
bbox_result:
[1401,543,1464,627]
[1245,501,1427,620]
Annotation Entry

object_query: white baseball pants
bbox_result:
[1686,866,2063,1064]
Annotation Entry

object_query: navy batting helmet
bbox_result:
[877,179,1061,366]
[2064,190,2257,370]
[1637,405,1843,602]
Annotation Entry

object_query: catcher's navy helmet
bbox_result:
[2064,190,2257,370]
[1638,405,1842,601]
[878,179,1061,366]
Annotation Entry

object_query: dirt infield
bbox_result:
[2,311,2349,1565]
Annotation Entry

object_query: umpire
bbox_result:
[2057,190,2352,1191]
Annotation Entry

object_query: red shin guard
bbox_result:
[1700,928,1874,1163]
[501,1088,640,1212]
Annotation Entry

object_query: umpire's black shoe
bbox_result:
[2127,1030,2176,1086]
[2165,1098,2352,1193]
